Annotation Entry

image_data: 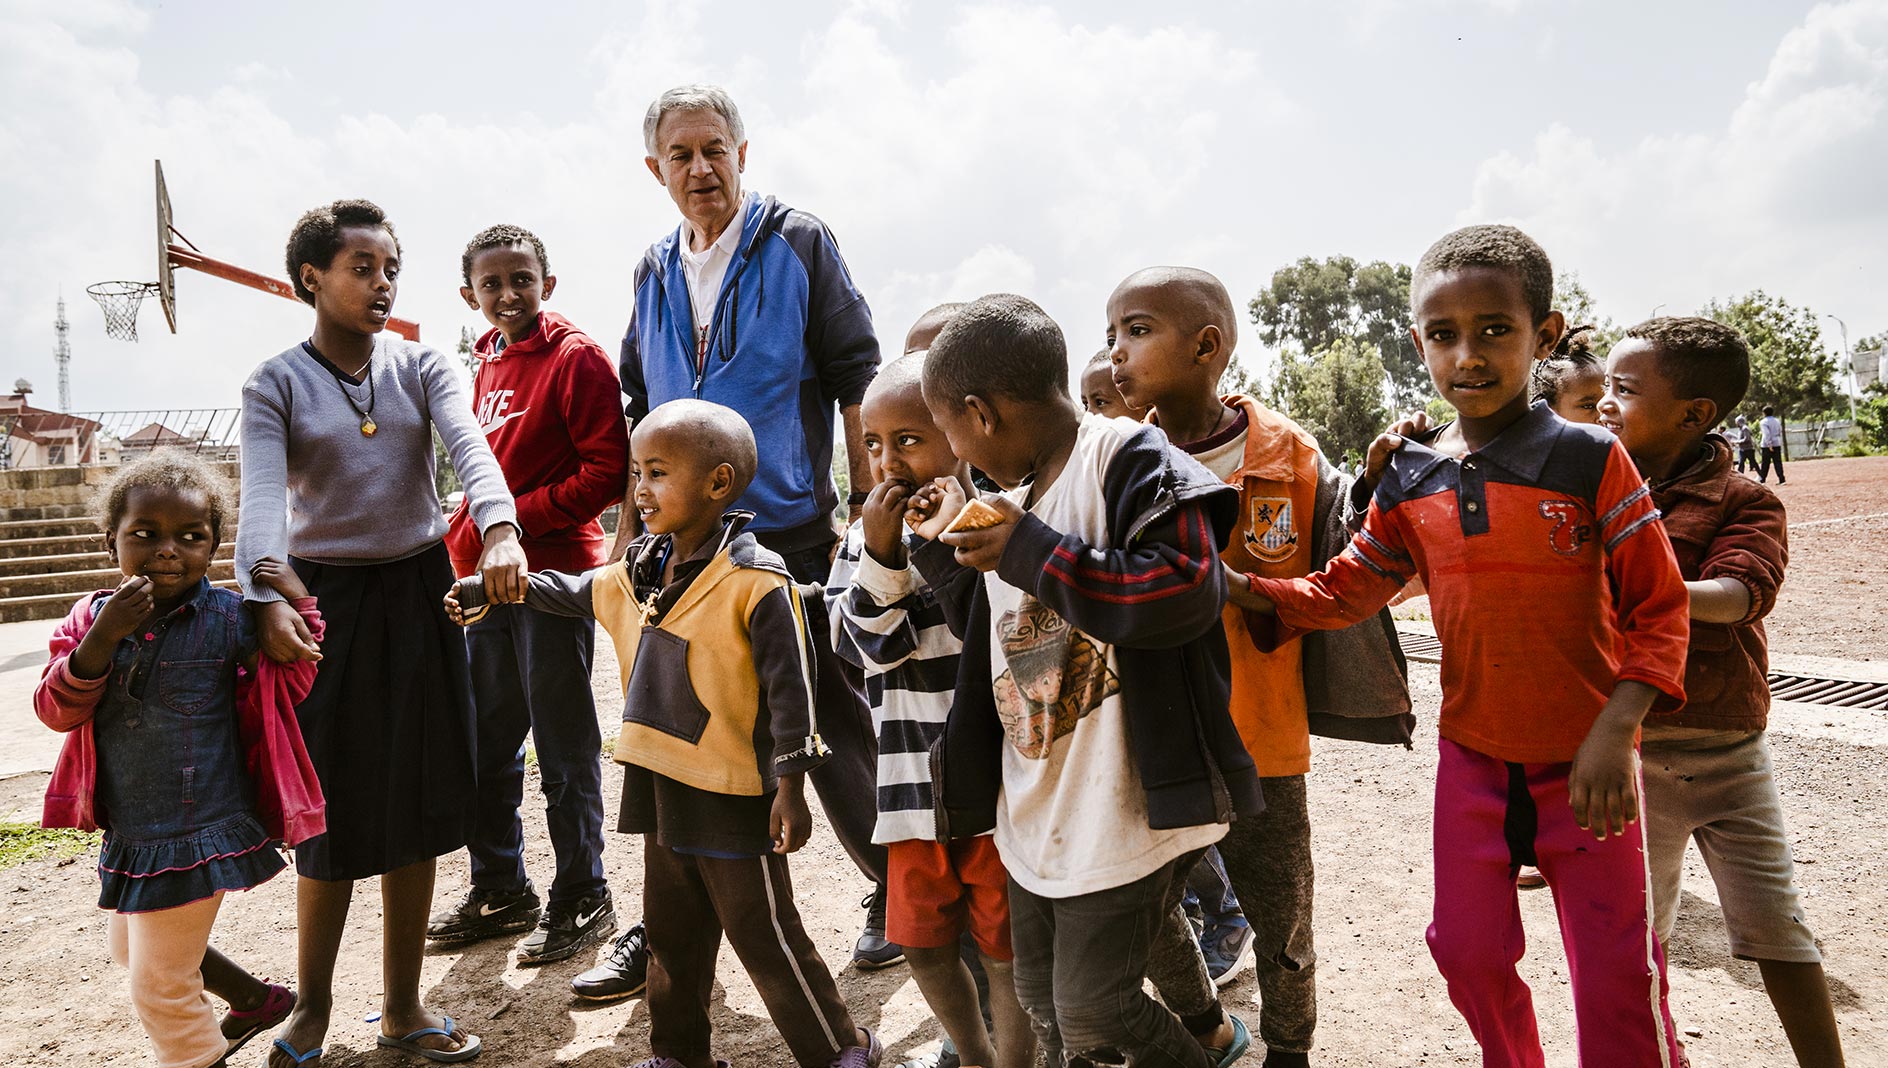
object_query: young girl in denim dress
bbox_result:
[36,452,314,1068]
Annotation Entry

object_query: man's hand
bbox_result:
[256,599,322,663]
[249,557,309,602]
[862,480,913,567]
[1222,561,1276,612]
[478,523,529,604]
[1361,411,1435,492]
[1568,681,1657,840]
[770,773,812,854]
[842,403,872,529]
[938,494,1025,572]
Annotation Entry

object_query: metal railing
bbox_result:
[0,408,240,469]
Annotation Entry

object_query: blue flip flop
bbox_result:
[270,1036,323,1066]
[376,1014,483,1062]
[1211,1013,1253,1068]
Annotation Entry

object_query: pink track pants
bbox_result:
[1427,737,1680,1068]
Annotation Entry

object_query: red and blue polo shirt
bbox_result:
[1252,403,1689,764]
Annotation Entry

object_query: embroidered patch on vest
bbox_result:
[1244,496,1299,563]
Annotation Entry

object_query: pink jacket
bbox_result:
[37,594,325,844]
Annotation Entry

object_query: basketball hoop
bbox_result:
[87,280,160,342]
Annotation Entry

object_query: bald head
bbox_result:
[905,302,967,355]
[1109,267,1239,352]
[634,399,758,496]
[865,352,928,407]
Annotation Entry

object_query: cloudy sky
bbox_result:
[3,0,1883,415]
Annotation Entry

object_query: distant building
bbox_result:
[121,421,199,454]
[0,392,103,468]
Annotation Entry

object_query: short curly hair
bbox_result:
[461,224,549,285]
[1530,324,1605,407]
[1623,316,1751,417]
[1414,224,1555,325]
[99,449,235,544]
[285,199,401,305]
[922,294,1069,411]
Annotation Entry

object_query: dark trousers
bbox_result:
[465,605,608,905]
[1011,849,1214,1068]
[1758,446,1786,483]
[1216,775,1318,1055]
[758,533,888,888]
[1182,845,1245,927]
[644,838,857,1067]
[1736,447,1758,474]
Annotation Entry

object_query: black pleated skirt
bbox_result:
[288,543,475,881]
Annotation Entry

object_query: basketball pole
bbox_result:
[165,242,421,342]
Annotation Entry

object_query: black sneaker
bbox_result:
[571,922,648,1002]
[520,890,617,965]
[851,887,904,970]
[426,884,541,945]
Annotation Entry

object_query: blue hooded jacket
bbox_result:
[621,192,881,542]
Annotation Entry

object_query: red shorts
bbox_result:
[885,835,1013,960]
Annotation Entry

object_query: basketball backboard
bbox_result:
[155,160,177,333]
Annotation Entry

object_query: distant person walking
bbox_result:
[1757,406,1786,485]
[1729,414,1758,475]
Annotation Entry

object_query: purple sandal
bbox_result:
[224,983,296,1059]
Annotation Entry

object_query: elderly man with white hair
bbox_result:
[581,83,896,1008]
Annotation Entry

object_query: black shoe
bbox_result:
[426,884,541,945]
[519,890,617,965]
[571,922,648,1002]
[852,887,905,970]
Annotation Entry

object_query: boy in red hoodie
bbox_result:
[430,224,631,966]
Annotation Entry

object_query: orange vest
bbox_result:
[1156,396,1321,777]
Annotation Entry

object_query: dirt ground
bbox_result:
[1,456,1883,1067]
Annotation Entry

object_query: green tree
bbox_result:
[1286,338,1391,464]
[1249,255,1427,407]
[1701,291,1839,419]
[1850,382,1888,454]
[1553,272,1622,353]
[432,327,480,499]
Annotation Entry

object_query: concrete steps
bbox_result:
[0,461,246,622]
[0,577,242,624]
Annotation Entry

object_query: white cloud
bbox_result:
[1462,0,1888,330]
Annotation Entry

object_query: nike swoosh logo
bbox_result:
[478,902,513,917]
[480,408,530,434]
[575,906,606,927]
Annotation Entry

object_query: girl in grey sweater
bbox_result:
[238,199,525,1066]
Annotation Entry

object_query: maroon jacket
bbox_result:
[1645,435,1788,732]
[446,312,629,577]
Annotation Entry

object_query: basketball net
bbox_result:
[87,281,159,342]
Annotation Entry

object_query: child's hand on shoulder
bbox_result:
[939,494,1024,573]
[93,574,155,642]
[1361,411,1431,491]
[862,479,914,567]
[249,557,309,602]
[908,477,969,542]
[770,773,811,854]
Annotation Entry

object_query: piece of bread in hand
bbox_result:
[944,498,1005,533]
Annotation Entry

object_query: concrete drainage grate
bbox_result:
[1765,674,1888,711]
[1394,626,1888,711]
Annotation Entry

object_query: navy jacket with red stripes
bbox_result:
[912,423,1265,839]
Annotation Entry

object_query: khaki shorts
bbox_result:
[1642,729,1821,963]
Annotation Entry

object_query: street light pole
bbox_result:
[1825,314,1857,424]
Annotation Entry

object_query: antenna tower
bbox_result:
[54,292,72,412]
